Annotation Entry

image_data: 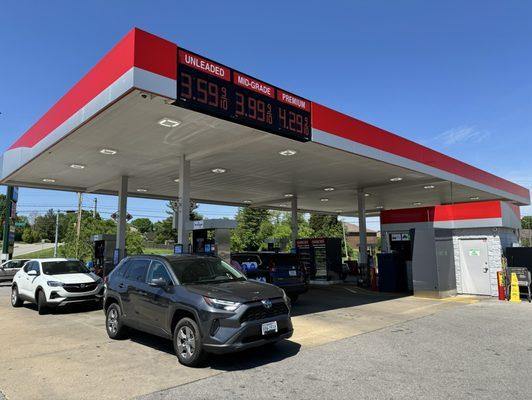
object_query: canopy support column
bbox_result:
[357,189,368,267]
[291,197,298,250]
[177,154,191,252]
[116,175,128,261]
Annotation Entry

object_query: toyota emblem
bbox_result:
[261,299,272,309]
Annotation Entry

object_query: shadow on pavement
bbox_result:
[127,329,301,370]
[290,284,408,317]
[21,301,103,315]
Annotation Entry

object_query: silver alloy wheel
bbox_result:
[11,288,17,305]
[107,308,118,334]
[177,326,195,360]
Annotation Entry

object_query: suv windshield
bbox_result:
[42,260,89,275]
[170,258,245,285]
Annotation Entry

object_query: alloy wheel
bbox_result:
[107,308,118,334]
[177,326,195,359]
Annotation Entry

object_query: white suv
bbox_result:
[11,258,104,314]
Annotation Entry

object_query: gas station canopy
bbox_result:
[1,28,529,214]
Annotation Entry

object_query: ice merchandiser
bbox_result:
[296,238,342,280]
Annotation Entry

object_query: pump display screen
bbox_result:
[175,49,311,142]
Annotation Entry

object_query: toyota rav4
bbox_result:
[104,254,293,367]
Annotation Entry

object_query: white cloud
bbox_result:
[435,125,490,146]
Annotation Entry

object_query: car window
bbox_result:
[170,258,245,285]
[24,262,37,273]
[112,259,130,278]
[125,259,150,282]
[11,260,28,268]
[147,261,173,285]
[42,261,88,275]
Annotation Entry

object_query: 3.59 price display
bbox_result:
[175,49,311,142]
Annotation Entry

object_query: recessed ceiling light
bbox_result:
[412,202,422,206]
[390,177,403,182]
[211,168,226,174]
[136,188,148,193]
[174,178,180,183]
[284,193,294,198]
[42,178,56,183]
[320,198,329,202]
[364,193,370,197]
[70,164,85,169]
[279,149,297,156]
[100,148,117,155]
[324,187,335,192]
[376,206,384,209]
[470,196,480,200]
[158,118,182,128]
[243,200,252,204]
[424,185,435,189]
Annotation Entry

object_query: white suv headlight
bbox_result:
[203,296,241,312]
[47,281,64,287]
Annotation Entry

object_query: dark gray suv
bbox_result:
[104,254,293,366]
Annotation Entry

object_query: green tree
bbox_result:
[309,213,343,238]
[33,209,59,241]
[131,218,153,234]
[231,208,272,251]
[125,228,144,255]
[521,216,532,229]
[153,217,175,244]
[22,227,41,243]
[60,212,115,260]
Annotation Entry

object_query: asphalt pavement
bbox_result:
[139,300,532,400]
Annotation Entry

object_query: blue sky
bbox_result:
[1,0,531,229]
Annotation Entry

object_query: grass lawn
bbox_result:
[142,247,173,255]
[14,247,56,259]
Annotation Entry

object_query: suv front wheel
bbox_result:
[11,285,23,307]
[173,317,205,367]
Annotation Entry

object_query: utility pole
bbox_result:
[93,197,97,218]
[75,193,83,257]
[53,209,60,257]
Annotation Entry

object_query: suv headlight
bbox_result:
[47,281,64,287]
[203,296,241,312]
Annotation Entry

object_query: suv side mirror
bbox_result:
[27,270,37,276]
[149,277,168,288]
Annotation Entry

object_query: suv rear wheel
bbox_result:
[11,285,23,307]
[173,317,205,367]
[106,303,128,339]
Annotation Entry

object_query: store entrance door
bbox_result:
[459,238,490,295]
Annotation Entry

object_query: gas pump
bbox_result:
[91,234,116,277]
[192,229,216,254]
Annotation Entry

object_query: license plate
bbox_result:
[261,321,278,335]
[289,270,297,277]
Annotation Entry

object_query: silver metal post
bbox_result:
[291,197,298,250]
[53,209,59,257]
[357,189,368,266]
[177,155,191,252]
[116,176,128,260]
